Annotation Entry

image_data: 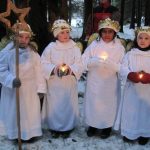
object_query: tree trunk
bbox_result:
[120,0,125,32]
[0,0,7,40]
[81,0,93,39]
[130,0,136,29]
[145,0,150,26]
[47,0,60,27]
[137,0,142,27]
[68,0,72,24]
[28,0,49,54]
[60,0,68,20]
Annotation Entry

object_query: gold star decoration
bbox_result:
[0,0,30,29]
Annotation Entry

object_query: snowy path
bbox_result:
[0,81,150,150]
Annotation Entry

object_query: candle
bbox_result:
[58,65,68,77]
[60,65,67,72]
[100,52,108,61]
[60,66,66,72]
[139,72,143,79]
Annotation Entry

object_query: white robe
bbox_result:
[114,48,150,140]
[41,40,83,131]
[82,38,125,128]
[0,45,46,140]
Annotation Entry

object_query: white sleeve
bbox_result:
[82,43,93,71]
[32,52,47,93]
[69,47,83,80]
[119,52,131,85]
[41,45,56,80]
[0,51,15,88]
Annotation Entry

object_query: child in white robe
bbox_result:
[0,23,46,141]
[115,26,150,145]
[41,19,83,138]
[82,18,125,139]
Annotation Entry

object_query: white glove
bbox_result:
[87,56,104,68]
[103,59,120,72]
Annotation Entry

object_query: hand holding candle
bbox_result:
[60,65,67,73]
[57,64,70,77]
[127,72,140,83]
[99,51,118,70]
[99,52,108,61]
[128,71,150,84]
[138,71,150,84]
[138,71,144,79]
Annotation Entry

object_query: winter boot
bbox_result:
[138,137,149,145]
[123,136,134,143]
[51,130,60,138]
[100,127,112,139]
[60,130,71,139]
[87,126,97,137]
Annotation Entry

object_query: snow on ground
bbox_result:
[0,81,150,150]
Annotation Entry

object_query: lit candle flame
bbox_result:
[139,73,143,79]
[100,52,108,61]
[60,65,67,72]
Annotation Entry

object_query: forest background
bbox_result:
[0,0,150,54]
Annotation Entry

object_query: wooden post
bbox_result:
[15,34,22,150]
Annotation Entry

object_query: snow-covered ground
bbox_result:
[0,81,150,150]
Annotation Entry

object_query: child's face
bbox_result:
[101,28,115,43]
[57,30,70,43]
[17,33,30,48]
[137,33,150,49]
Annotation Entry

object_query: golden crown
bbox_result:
[51,19,71,32]
[12,22,33,37]
[98,18,120,32]
[136,26,150,36]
